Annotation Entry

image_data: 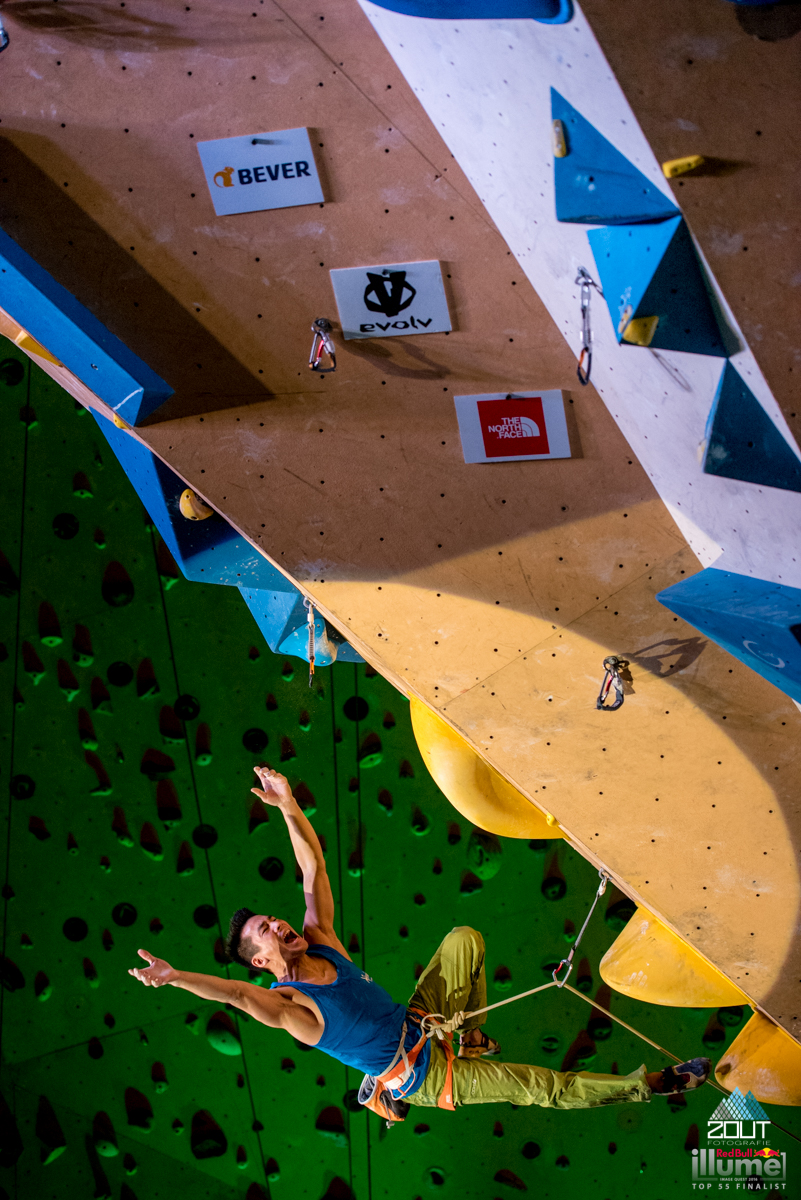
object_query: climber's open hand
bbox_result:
[128,949,175,987]
[251,766,294,809]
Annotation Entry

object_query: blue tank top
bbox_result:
[271,944,430,1097]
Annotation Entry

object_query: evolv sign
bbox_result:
[330,261,451,340]
[197,128,323,216]
[454,392,571,464]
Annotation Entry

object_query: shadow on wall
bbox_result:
[4,0,282,49]
[0,136,271,420]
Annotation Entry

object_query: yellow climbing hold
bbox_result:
[621,316,659,347]
[600,907,747,1007]
[662,155,705,179]
[112,414,130,430]
[409,698,562,840]
[552,119,568,158]
[179,488,214,521]
[715,1011,801,1106]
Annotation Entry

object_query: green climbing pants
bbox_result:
[406,927,652,1110]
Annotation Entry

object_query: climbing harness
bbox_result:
[552,870,608,988]
[360,875,801,1147]
[576,267,603,387]
[303,597,316,691]
[596,654,627,711]
[308,318,336,373]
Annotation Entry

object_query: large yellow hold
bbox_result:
[600,907,747,1007]
[409,698,561,839]
[715,1012,801,1106]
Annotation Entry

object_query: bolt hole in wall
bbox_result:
[3,350,800,1185]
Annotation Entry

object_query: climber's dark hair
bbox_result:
[225,907,260,972]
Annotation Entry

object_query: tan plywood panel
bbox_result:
[582,0,801,427]
[1,0,799,1037]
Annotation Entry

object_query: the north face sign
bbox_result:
[454,391,571,464]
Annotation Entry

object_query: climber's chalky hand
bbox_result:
[128,949,175,987]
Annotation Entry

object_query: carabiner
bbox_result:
[309,318,336,374]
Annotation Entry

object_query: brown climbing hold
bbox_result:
[36,1095,67,1163]
[111,808,134,848]
[159,706,184,745]
[176,841,195,876]
[249,798,269,834]
[151,1062,168,1093]
[358,731,382,768]
[34,971,51,1001]
[57,659,80,701]
[315,1106,347,1145]
[72,623,94,667]
[101,929,114,951]
[22,642,46,684]
[136,659,159,699]
[140,748,175,781]
[377,788,393,814]
[493,1167,528,1188]
[102,561,134,607]
[156,781,182,829]
[280,735,296,762]
[399,759,414,779]
[85,751,112,796]
[28,816,50,842]
[139,823,163,861]
[83,958,99,988]
[92,1111,118,1157]
[195,722,212,766]
[191,1109,227,1159]
[124,1088,153,1131]
[90,676,113,715]
[294,782,316,814]
[265,692,277,710]
[72,470,93,498]
[78,708,98,751]
[236,1144,248,1168]
[38,601,63,646]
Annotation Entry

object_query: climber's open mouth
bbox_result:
[283,930,298,945]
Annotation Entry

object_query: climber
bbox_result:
[128,767,711,1121]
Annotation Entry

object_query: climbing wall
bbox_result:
[3,346,801,1199]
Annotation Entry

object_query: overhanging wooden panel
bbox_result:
[1,0,799,1039]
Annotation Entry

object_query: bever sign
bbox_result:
[197,128,323,216]
[330,260,451,340]
[454,392,571,463]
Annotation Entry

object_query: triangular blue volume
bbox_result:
[588,216,730,357]
[551,90,679,225]
[656,568,801,705]
[703,362,801,493]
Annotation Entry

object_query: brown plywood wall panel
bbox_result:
[582,0,801,427]
[2,0,800,1037]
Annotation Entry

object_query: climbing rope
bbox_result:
[415,875,801,1145]
[596,655,627,711]
[575,267,603,387]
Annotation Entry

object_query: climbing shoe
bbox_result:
[458,1030,501,1059]
[652,1058,711,1095]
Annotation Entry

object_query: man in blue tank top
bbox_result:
[129,768,710,1118]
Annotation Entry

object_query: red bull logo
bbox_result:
[754,1148,781,1158]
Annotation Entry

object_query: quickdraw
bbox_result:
[596,654,627,711]
[552,870,609,988]
[303,597,315,688]
[576,267,603,387]
[308,318,336,373]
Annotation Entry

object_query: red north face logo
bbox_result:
[477,397,550,458]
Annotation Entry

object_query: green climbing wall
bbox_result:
[1,345,799,1199]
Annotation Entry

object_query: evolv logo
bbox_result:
[363,271,416,318]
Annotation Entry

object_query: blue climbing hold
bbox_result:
[0,227,173,425]
[91,410,291,590]
[367,1,572,23]
[657,569,801,705]
[702,362,801,493]
[239,587,363,666]
[588,216,731,357]
[552,90,679,225]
